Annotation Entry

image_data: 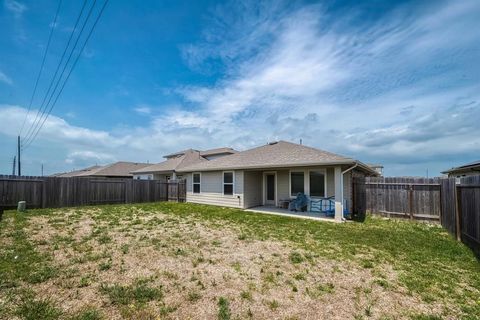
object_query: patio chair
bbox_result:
[288,193,308,212]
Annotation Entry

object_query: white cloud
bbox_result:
[4,0,27,16]
[134,105,152,115]
[0,70,13,85]
[1,0,479,176]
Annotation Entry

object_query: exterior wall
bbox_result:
[243,171,263,208]
[153,173,171,181]
[133,174,153,180]
[448,170,480,178]
[277,170,289,201]
[185,171,244,208]
[183,166,359,212]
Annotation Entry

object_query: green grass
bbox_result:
[143,202,480,314]
[100,280,163,305]
[1,202,479,319]
[0,213,57,288]
[217,297,231,320]
[15,297,63,320]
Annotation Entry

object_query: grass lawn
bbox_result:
[0,202,479,319]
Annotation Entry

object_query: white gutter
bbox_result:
[340,163,358,221]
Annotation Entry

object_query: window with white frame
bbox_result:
[223,171,234,195]
[309,170,326,197]
[290,171,304,195]
[193,173,201,193]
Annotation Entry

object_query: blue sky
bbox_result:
[0,0,479,176]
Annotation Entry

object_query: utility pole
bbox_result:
[41,164,44,176]
[12,156,16,175]
[17,136,21,176]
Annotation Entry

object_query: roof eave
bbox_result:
[177,159,361,173]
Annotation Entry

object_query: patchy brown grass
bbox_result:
[1,203,477,320]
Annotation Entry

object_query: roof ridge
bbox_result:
[277,140,352,160]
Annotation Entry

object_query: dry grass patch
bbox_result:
[1,203,478,319]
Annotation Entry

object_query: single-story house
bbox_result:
[52,162,151,178]
[177,141,378,221]
[131,147,237,181]
[441,160,480,178]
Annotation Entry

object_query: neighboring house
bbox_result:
[131,147,237,181]
[368,164,384,176]
[176,141,378,221]
[52,162,150,178]
[441,160,480,178]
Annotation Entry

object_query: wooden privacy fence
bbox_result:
[353,175,480,255]
[440,176,480,256]
[360,177,442,221]
[0,175,186,210]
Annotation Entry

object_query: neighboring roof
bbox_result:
[441,160,480,174]
[52,165,103,177]
[132,150,207,174]
[163,149,198,159]
[54,162,150,177]
[177,140,377,175]
[200,147,237,157]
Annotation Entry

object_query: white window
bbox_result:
[223,171,234,195]
[309,170,326,197]
[192,173,201,193]
[290,171,304,196]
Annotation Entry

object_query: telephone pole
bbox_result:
[41,164,44,176]
[12,156,16,175]
[17,135,21,176]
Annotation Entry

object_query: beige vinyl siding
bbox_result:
[153,173,170,181]
[277,170,289,201]
[243,171,262,208]
[185,171,244,208]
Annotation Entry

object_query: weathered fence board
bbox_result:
[0,175,185,209]
[440,178,457,235]
[363,177,441,221]
[456,175,480,256]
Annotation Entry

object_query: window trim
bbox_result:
[308,169,327,198]
[289,168,328,198]
[192,172,201,194]
[289,170,306,197]
[222,171,235,196]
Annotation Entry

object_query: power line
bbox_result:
[22,0,94,147]
[18,0,63,137]
[23,0,110,150]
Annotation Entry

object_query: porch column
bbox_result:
[172,171,177,180]
[334,166,343,221]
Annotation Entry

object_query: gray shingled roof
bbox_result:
[132,150,207,174]
[177,141,370,172]
[441,160,480,174]
[54,162,150,177]
[200,147,237,157]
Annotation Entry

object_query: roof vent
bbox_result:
[268,141,278,145]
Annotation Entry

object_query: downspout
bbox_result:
[340,163,358,221]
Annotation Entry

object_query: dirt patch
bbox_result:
[19,207,447,320]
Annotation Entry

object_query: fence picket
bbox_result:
[0,175,186,209]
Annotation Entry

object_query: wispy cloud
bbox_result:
[4,0,27,17]
[134,105,152,115]
[1,0,479,176]
[0,70,13,85]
